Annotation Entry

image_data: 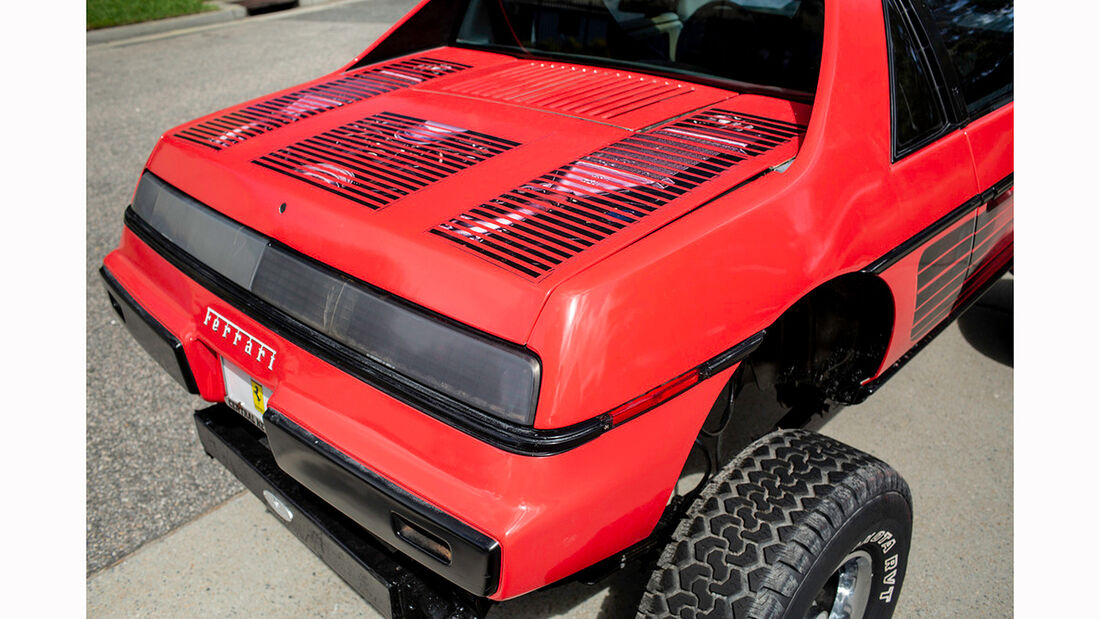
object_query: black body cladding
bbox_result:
[194,405,491,617]
[263,408,500,597]
[101,267,198,393]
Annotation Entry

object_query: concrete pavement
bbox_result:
[88,285,1012,616]
[86,0,1012,614]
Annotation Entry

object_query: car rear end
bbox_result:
[101,176,736,603]
[100,0,824,611]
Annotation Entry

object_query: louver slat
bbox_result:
[438,62,694,120]
[432,109,806,280]
[910,206,1014,340]
[175,57,471,150]
[253,112,520,210]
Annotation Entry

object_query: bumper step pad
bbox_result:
[193,405,489,618]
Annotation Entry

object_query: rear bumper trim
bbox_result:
[194,404,492,617]
[263,408,501,597]
[100,266,198,393]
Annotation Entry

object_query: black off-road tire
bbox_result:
[639,429,912,619]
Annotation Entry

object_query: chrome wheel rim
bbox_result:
[807,550,874,619]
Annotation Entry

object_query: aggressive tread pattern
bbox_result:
[638,429,911,618]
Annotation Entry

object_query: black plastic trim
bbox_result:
[863,173,1012,274]
[124,206,607,456]
[263,408,500,597]
[864,196,980,274]
[194,404,490,617]
[699,331,766,380]
[100,266,198,394]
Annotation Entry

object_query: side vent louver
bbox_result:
[253,112,520,209]
[910,202,1013,340]
[431,109,806,279]
[174,57,470,150]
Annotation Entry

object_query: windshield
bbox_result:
[456,0,825,94]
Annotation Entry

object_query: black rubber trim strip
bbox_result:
[126,204,770,453]
[699,331,766,380]
[124,207,604,457]
[194,404,490,617]
[848,252,1011,404]
[263,408,500,597]
[863,172,1013,274]
[100,266,199,394]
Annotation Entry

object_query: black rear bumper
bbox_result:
[100,267,198,393]
[194,405,493,618]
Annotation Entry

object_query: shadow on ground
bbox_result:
[957,277,1013,367]
[490,563,649,618]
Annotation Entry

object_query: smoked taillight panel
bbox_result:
[129,172,542,425]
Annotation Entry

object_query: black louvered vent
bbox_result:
[175,57,470,150]
[253,112,520,209]
[431,109,805,279]
[910,200,1013,340]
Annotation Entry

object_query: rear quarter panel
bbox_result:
[531,0,899,428]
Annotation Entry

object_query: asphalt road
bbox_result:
[86,1,1013,615]
[86,0,421,575]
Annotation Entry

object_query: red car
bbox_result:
[101,0,1012,616]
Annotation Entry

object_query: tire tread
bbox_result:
[638,429,911,618]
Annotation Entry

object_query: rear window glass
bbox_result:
[923,0,1013,114]
[457,0,826,94]
[887,0,947,155]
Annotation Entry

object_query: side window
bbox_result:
[923,0,1013,115]
[886,0,948,158]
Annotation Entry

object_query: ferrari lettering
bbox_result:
[203,307,276,371]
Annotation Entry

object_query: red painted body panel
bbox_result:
[106,228,731,599]
[967,103,1013,190]
[103,0,1013,601]
[423,59,735,130]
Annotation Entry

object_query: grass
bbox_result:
[88,0,219,30]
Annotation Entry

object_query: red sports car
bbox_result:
[101,0,1012,616]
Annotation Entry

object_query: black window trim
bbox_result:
[887,0,1014,161]
[885,0,956,162]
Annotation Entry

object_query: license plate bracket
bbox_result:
[221,357,271,429]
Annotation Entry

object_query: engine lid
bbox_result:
[149,48,807,344]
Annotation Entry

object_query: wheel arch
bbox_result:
[678,270,896,489]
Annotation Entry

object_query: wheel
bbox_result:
[639,429,912,619]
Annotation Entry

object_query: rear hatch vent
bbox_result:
[174,56,471,150]
[436,62,694,121]
[253,112,520,209]
[431,108,805,279]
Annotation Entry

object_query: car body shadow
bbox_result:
[489,562,649,618]
[956,276,1013,367]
